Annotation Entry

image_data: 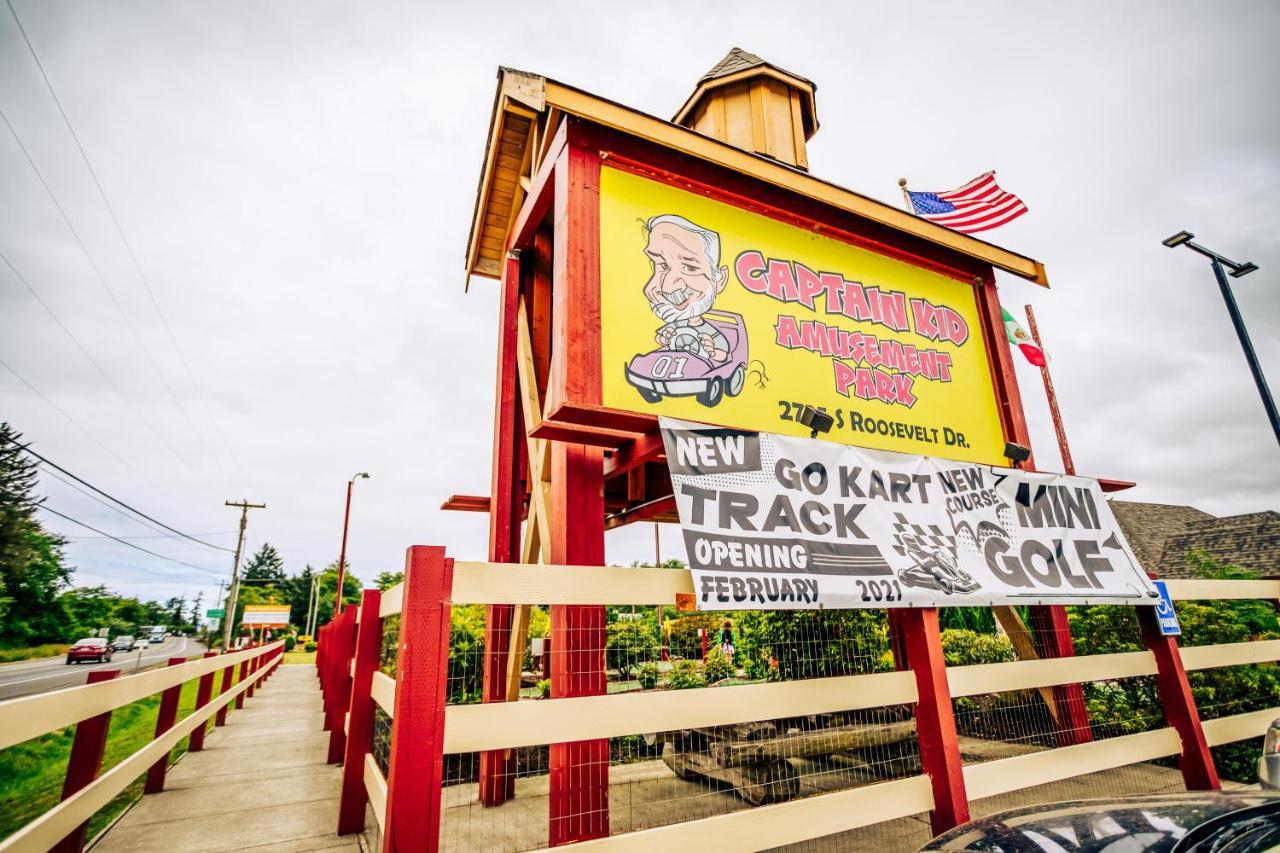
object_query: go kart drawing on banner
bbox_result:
[661,418,1158,611]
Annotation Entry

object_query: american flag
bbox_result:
[906,171,1028,234]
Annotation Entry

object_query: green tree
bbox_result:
[0,424,74,645]
[242,543,286,582]
[374,571,403,590]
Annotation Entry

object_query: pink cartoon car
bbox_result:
[625,310,748,408]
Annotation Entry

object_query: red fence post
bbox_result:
[338,588,383,834]
[327,606,358,764]
[52,668,119,853]
[246,647,259,699]
[215,652,235,726]
[1137,604,1220,790]
[235,658,250,710]
[548,441,608,846]
[145,657,188,794]
[900,607,970,837]
[188,651,218,752]
[383,546,453,853]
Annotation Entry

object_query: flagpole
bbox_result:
[898,177,913,213]
[1024,305,1075,475]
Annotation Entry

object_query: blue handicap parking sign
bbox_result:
[1152,580,1181,636]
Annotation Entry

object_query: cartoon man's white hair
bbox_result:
[644,214,726,284]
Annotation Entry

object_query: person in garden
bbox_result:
[718,618,735,665]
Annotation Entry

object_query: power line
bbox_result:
[0,98,214,473]
[2,435,235,553]
[0,242,189,469]
[4,0,244,486]
[38,504,224,577]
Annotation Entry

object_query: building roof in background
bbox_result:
[1111,500,1280,579]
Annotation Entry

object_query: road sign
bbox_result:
[1152,580,1181,636]
[206,608,225,618]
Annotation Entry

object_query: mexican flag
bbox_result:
[1002,307,1046,367]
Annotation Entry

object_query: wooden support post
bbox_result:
[215,652,235,726]
[1027,605,1093,745]
[480,251,524,806]
[145,657,188,794]
[246,648,258,700]
[548,442,609,846]
[1136,605,1220,790]
[327,607,357,765]
[187,651,219,752]
[383,546,453,853]
[886,609,910,671]
[235,658,250,710]
[338,589,383,835]
[53,668,119,853]
[899,608,969,836]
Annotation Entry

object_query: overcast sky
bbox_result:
[1,1,1277,613]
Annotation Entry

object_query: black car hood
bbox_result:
[921,792,1280,852]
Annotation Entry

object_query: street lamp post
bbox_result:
[333,472,369,615]
[1163,231,1277,448]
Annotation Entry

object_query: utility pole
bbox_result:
[304,572,319,637]
[333,473,369,615]
[212,579,225,640]
[222,499,266,651]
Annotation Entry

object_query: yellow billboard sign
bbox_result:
[241,605,291,627]
[599,166,1008,464]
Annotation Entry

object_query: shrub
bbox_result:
[283,636,297,652]
[637,661,660,690]
[667,658,704,690]
[667,614,720,659]
[537,679,551,699]
[607,621,659,678]
[304,641,317,652]
[940,629,1015,667]
[737,609,890,681]
[703,648,734,683]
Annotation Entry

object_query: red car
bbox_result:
[65,638,113,664]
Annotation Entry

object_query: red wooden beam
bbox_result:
[508,118,568,254]
[383,546,454,853]
[326,606,357,765]
[145,657,187,794]
[214,651,234,726]
[602,429,666,480]
[441,495,491,513]
[899,608,969,836]
[1137,603,1220,790]
[187,651,218,752]
[235,658,250,711]
[479,251,524,806]
[53,668,120,853]
[338,588,383,835]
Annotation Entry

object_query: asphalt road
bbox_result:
[0,636,207,702]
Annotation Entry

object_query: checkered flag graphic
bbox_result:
[890,513,957,557]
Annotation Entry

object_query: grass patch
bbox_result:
[0,644,70,664]
[0,660,249,843]
[283,650,316,665]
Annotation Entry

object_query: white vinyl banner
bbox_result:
[661,418,1158,611]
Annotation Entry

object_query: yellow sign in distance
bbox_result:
[599,166,1007,464]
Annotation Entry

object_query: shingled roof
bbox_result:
[1111,500,1280,579]
[699,47,815,89]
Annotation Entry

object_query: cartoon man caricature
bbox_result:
[642,214,731,363]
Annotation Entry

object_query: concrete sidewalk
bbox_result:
[94,664,352,853]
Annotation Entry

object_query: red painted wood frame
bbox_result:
[52,668,120,853]
[478,252,524,806]
[338,588,383,834]
[383,546,454,853]
[235,658,250,710]
[145,657,188,794]
[215,651,235,726]
[327,606,358,765]
[1137,595,1220,789]
[973,267,1093,747]
[187,651,219,752]
[899,608,969,835]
